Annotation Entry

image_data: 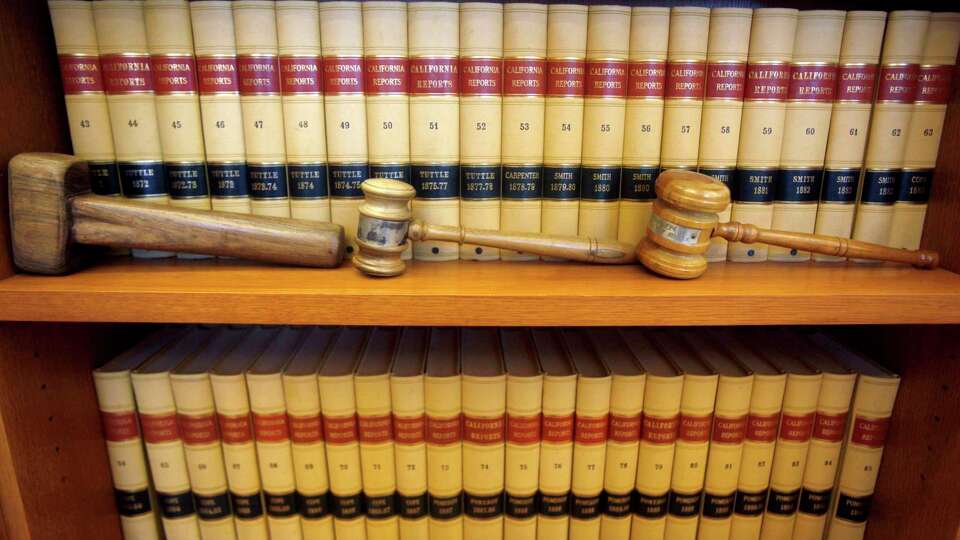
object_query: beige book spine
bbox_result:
[629,374,683,540]
[825,374,900,540]
[599,373,645,540]
[813,11,886,261]
[459,2,504,260]
[356,373,400,540]
[569,374,612,540]
[391,373,429,539]
[618,6,669,247]
[542,3,587,242]
[321,0,367,255]
[318,372,367,539]
[537,374,577,540]
[504,373,543,539]
[93,369,163,540]
[425,371,463,539]
[501,2,547,260]
[659,7,709,169]
[728,8,798,262]
[462,371,507,540]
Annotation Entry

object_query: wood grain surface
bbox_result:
[921,64,960,273]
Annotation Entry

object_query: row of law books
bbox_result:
[95,325,899,540]
[50,1,960,264]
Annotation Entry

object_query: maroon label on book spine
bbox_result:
[238,55,280,95]
[507,413,541,444]
[365,57,408,95]
[197,56,240,95]
[503,58,545,96]
[140,412,179,444]
[666,61,706,99]
[59,55,104,94]
[177,413,219,445]
[836,64,878,102]
[575,414,609,445]
[288,414,324,444]
[779,412,815,442]
[542,414,575,443]
[850,415,890,448]
[322,57,363,95]
[323,414,359,445]
[460,58,502,96]
[280,56,322,95]
[464,415,505,445]
[812,412,848,443]
[915,65,954,105]
[101,410,140,442]
[642,414,679,444]
[746,413,780,442]
[679,414,713,443]
[410,57,459,95]
[877,64,919,103]
[426,414,462,445]
[253,412,290,442]
[628,61,666,99]
[712,415,748,444]
[358,414,394,443]
[705,62,746,100]
[394,414,426,444]
[101,54,154,94]
[787,65,837,102]
[151,55,197,95]
[218,413,253,444]
[609,413,642,443]
[586,60,627,98]
[744,63,791,101]
[547,59,585,97]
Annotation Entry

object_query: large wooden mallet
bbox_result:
[9,153,345,274]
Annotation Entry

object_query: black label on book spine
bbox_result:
[329,163,369,198]
[370,163,411,182]
[157,490,196,519]
[288,163,329,199]
[860,170,899,204]
[581,167,621,201]
[247,164,289,199]
[464,492,504,518]
[429,493,462,520]
[603,492,632,518]
[166,162,209,199]
[732,169,776,204]
[89,161,121,196]
[897,169,933,203]
[399,493,428,519]
[196,491,231,521]
[734,489,768,517]
[412,164,460,199]
[265,491,297,517]
[332,493,364,519]
[114,488,152,517]
[834,493,872,523]
[539,492,570,517]
[699,167,735,190]
[119,161,167,198]
[208,163,249,198]
[632,491,668,518]
[505,493,537,519]
[776,168,822,203]
[702,492,735,519]
[798,487,832,517]
[668,490,703,517]
[543,166,580,200]
[821,169,859,203]
[461,165,502,199]
[766,488,801,515]
[571,494,602,520]
[297,491,330,519]
[231,492,264,520]
[365,493,398,519]
[502,165,542,200]
[621,166,659,201]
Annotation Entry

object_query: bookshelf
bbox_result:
[0,1,959,539]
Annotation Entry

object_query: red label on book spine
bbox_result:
[712,415,748,444]
[877,64,919,103]
[280,56,322,95]
[507,414,541,444]
[850,415,890,448]
[253,412,290,442]
[915,65,954,105]
[746,413,780,442]
[836,64,878,102]
[101,54,154,94]
[666,61,706,99]
[812,411,848,443]
[586,60,628,98]
[151,55,197,95]
[628,61,666,99]
[679,414,713,443]
[574,414,609,445]
[218,413,253,444]
[323,57,364,95]
[744,63,791,101]
[238,55,280,95]
[459,58,502,96]
[177,413,219,445]
[779,412,815,442]
[426,414,462,445]
[288,414,324,444]
[464,415,505,445]
[410,57,459,95]
[140,412,179,444]
[197,56,240,95]
[365,57,409,95]
[642,414,679,444]
[101,410,140,442]
[59,55,104,94]
[547,59,585,97]
[609,413,642,443]
[705,62,746,100]
[358,414,394,443]
[394,415,426,444]
[503,58,545,96]
[323,414,359,444]
[541,414,575,443]
[787,64,837,102]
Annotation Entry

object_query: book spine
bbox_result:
[659,7,710,172]
[190,1,251,214]
[536,376,576,540]
[210,374,269,539]
[792,373,855,540]
[578,5,630,243]
[813,11,886,261]
[618,7,668,247]
[425,375,463,539]
[542,3,587,242]
[699,8,752,262]
[599,375,644,540]
[283,375,335,540]
[132,373,203,539]
[409,2,461,261]
[318,374,366,538]
[391,375,429,538]
[505,374,543,539]
[320,0,367,256]
[825,375,900,540]
[501,3,547,261]
[462,373,507,539]
[278,1,330,222]
[728,8,798,262]
[93,370,162,540]
[769,10,846,262]
[356,373,400,540]
[49,0,121,198]
[459,2,504,261]
[569,376,612,540]
[851,11,931,255]
[889,13,960,250]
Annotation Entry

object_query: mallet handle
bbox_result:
[715,222,939,268]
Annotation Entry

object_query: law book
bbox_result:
[563,328,612,540]
[542,2,587,241]
[210,328,274,540]
[462,328,507,540]
[659,7,709,172]
[132,329,206,540]
[189,0,251,215]
[698,8,752,262]
[578,4,630,242]
[530,328,577,540]
[619,329,682,540]
[246,328,306,539]
[355,328,403,540]
[318,327,369,539]
[409,1,461,261]
[728,8,798,262]
[459,1,503,261]
[851,11,931,255]
[320,0,368,256]
[617,6,668,247]
[768,10,846,262]
[501,329,544,539]
[812,11,886,262]
[425,328,463,539]
[278,0,330,221]
[94,330,181,540]
[587,329,644,540]
[233,0,289,218]
[283,327,340,540]
[391,328,431,539]
[889,13,960,250]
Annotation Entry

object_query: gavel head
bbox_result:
[353,178,417,277]
[637,169,731,279]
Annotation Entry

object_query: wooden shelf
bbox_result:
[0,258,959,325]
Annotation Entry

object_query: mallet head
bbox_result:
[353,178,417,277]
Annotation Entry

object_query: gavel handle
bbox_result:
[714,222,939,268]
[408,221,636,264]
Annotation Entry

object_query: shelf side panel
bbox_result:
[922,69,960,272]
